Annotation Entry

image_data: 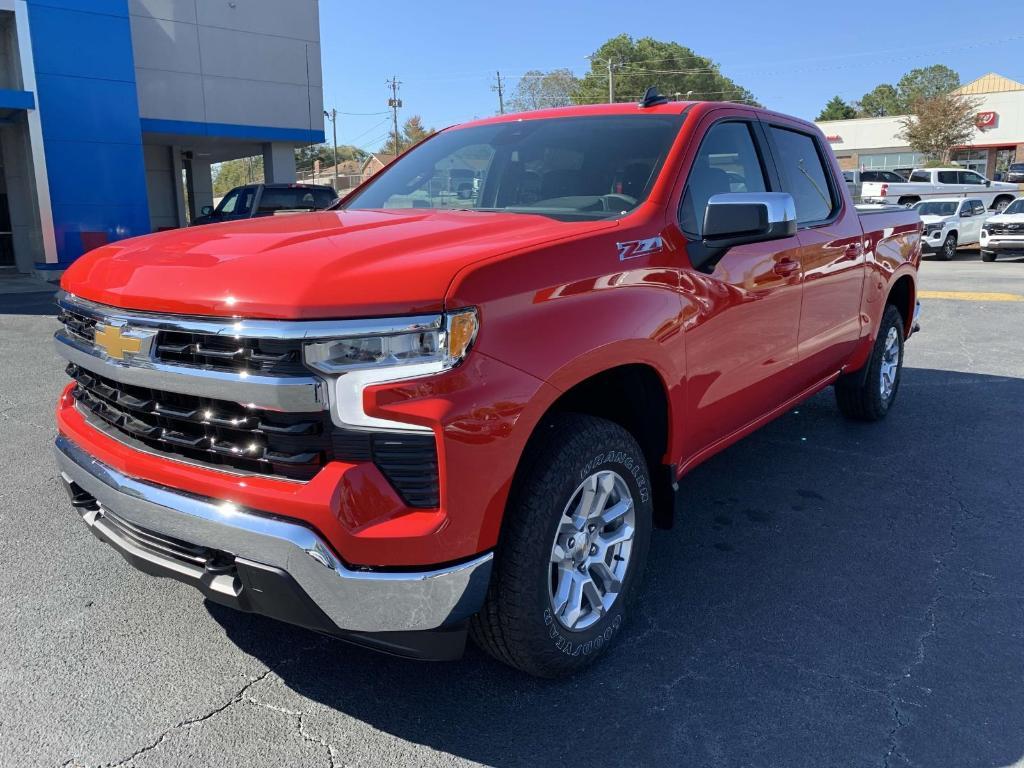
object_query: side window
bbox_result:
[680,121,768,237]
[959,201,973,216]
[768,126,836,225]
[937,171,958,184]
[972,200,986,216]
[960,171,984,185]
[218,189,241,214]
[910,171,931,182]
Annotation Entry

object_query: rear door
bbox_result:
[762,120,866,384]
[673,112,805,455]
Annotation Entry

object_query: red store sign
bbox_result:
[976,111,998,130]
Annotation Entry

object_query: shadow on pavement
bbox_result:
[0,288,58,316]
[208,366,1024,767]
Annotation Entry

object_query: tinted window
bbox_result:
[345,115,683,220]
[1003,198,1024,215]
[937,171,958,184]
[960,171,985,185]
[971,200,986,215]
[910,171,931,182]
[257,188,334,213]
[843,171,854,182]
[769,126,835,225]
[1010,164,1024,172]
[914,201,957,216]
[679,121,768,237]
[958,201,973,216]
[217,187,255,215]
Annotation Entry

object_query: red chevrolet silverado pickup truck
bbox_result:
[54,96,921,677]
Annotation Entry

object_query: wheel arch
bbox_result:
[887,272,916,337]
[519,361,679,530]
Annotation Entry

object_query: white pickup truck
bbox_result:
[862,167,1017,211]
[913,197,987,260]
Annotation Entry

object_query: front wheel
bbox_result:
[471,413,653,677]
[981,250,997,263]
[940,232,957,261]
[835,304,905,422]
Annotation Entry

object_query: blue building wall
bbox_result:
[27,0,149,268]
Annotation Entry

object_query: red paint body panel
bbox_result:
[58,101,920,569]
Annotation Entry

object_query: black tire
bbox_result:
[470,413,653,677]
[835,304,905,422]
[898,196,920,208]
[993,196,1013,213]
[940,232,957,261]
[981,250,997,263]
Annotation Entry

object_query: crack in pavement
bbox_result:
[881,491,968,768]
[89,639,330,768]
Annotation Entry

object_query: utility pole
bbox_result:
[387,76,403,157]
[323,108,338,190]
[492,70,505,114]
[587,56,618,103]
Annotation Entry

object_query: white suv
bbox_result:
[980,197,1024,262]
[913,198,987,260]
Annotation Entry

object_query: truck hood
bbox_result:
[61,209,617,319]
[918,214,952,225]
[984,212,1024,225]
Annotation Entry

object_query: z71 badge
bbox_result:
[616,236,663,261]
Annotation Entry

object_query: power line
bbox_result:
[387,75,402,157]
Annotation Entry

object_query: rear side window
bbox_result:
[768,126,835,225]
[258,188,325,213]
[910,171,931,182]
[680,121,768,237]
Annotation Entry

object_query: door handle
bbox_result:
[773,258,800,276]
[841,243,863,261]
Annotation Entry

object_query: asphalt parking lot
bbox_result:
[1,251,1022,768]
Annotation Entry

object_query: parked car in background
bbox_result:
[53,99,921,677]
[913,198,987,260]
[842,169,906,184]
[843,169,907,203]
[1005,163,1024,184]
[192,183,338,226]
[862,168,1017,210]
[980,197,1024,262]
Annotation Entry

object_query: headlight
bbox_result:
[303,308,478,375]
[925,224,943,236]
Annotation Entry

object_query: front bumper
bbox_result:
[980,236,1024,254]
[55,434,492,659]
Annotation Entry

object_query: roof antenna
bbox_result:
[639,86,669,108]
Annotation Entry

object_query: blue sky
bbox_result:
[319,0,1023,153]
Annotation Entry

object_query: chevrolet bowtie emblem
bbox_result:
[94,323,145,361]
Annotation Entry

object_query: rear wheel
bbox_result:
[993,196,1013,213]
[981,250,997,263]
[835,304,905,422]
[940,232,957,261]
[471,413,653,677]
[898,196,920,208]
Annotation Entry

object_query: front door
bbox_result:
[673,116,804,457]
[958,199,983,244]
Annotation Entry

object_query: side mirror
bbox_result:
[703,192,797,246]
[690,193,797,273]
[200,205,213,216]
[985,179,992,187]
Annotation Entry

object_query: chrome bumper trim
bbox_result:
[55,435,492,633]
[54,330,326,412]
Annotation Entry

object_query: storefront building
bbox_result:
[817,73,1024,181]
[0,0,324,278]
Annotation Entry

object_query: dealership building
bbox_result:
[0,0,324,278]
[817,73,1024,180]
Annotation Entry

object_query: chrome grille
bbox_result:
[68,363,333,480]
[155,331,306,375]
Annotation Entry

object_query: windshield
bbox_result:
[1002,198,1024,215]
[343,114,684,221]
[913,201,958,216]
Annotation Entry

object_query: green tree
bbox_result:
[856,83,902,117]
[817,96,857,121]
[212,156,263,196]
[507,69,580,112]
[574,35,757,106]
[381,115,435,155]
[898,91,981,164]
[897,65,960,107]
